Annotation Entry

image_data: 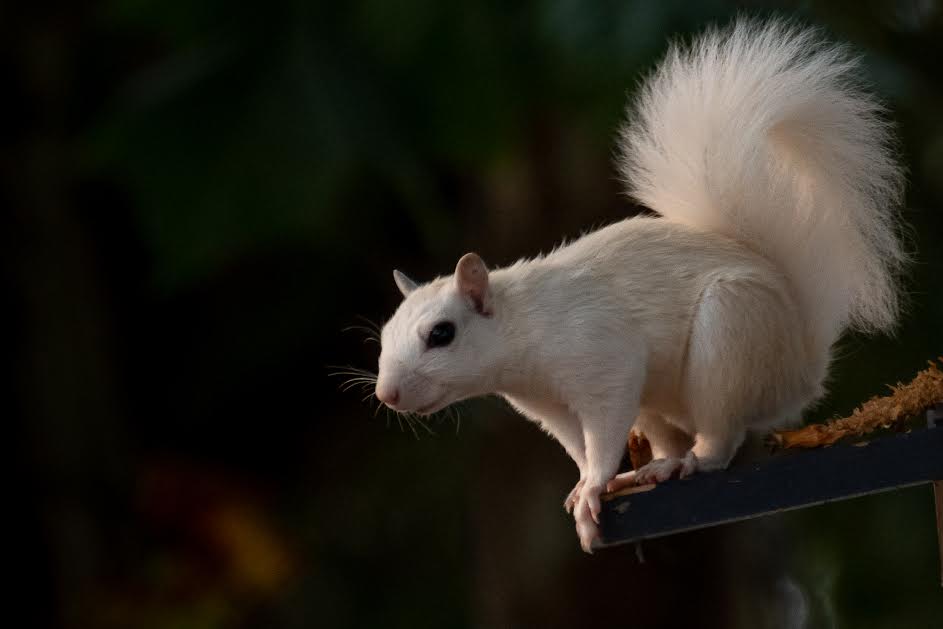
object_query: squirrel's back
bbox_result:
[616,19,908,353]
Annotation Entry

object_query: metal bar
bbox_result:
[934,481,943,588]
[599,425,943,548]
[931,404,943,588]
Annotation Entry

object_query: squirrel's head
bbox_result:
[376,253,499,415]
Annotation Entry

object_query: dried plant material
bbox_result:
[603,482,657,502]
[599,432,656,502]
[772,358,943,449]
[628,430,653,469]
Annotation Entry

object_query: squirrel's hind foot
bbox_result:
[633,451,699,484]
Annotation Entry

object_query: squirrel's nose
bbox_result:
[376,383,400,407]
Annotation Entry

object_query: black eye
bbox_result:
[427,321,455,348]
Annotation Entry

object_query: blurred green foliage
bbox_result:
[6,1,942,628]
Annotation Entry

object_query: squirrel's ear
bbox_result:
[393,270,418,297]
[455,252,492,316]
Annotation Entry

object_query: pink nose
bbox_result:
[376,384,400,407]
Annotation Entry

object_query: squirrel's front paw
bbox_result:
[575,515,599,553]
[563,478,585,513]
[573,483,605,553]
[574,499,600,553]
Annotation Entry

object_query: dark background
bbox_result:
[6,1,943,628]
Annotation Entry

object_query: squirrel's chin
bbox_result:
[414,397,449,416]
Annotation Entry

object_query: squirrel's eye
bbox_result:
[427,321,455,348]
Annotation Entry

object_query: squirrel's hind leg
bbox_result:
[637,276,800,482]
[607,411,692,491]
[629,424,747,484]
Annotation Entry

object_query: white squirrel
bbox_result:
[373,20,907,552]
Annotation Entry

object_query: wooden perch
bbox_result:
[772,358,943,449]
[603,358,943,587]
[601,420,943,546]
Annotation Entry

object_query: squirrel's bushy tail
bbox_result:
[617,19,907,351]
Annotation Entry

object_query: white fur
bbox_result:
[618,19,907,347]
[376,19,907,553]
